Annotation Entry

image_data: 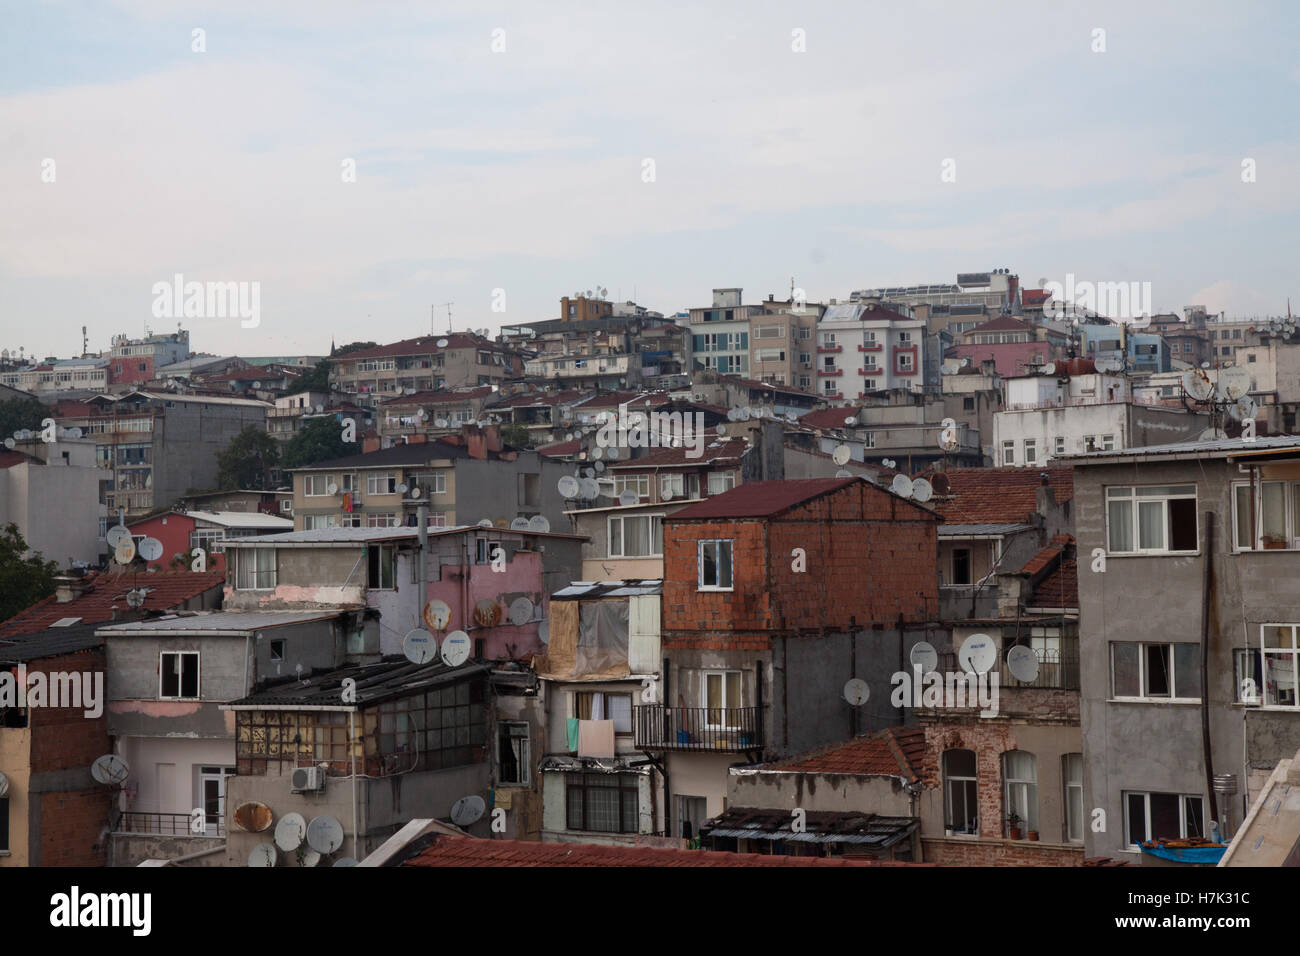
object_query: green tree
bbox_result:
[0,396,48,439]
[500,422,534,448]
[281,416,352,469]
[0,524,60,622]
[217,426,281,490]
[335,341,377,356]
[285,359,332,396]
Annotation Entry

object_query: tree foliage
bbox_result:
[281,416,352,469]
[0,396,49,439]
[334,341,377,356]
[0,523,60,622]
[217,426,281,490]
[500,422,534,449]
[285,359,332,395]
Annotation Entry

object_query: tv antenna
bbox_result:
[437,302,454,334]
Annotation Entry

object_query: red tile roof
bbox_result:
[668,477,861,519]
[930,466,1073,525]
[762,726,924,780]
[400,834,881,867]
[1026,558,1078,609]
[333,334,514,362]
[0,570,226,638]
[1020,533,1073,576]
[797,407,863,431]
[0,450,40,469]
[380,387,493,406]
[535,439,581,458]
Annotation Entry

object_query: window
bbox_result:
[1124,791,1204,848]
[659,473,698,500]
[1262,625,1300,708]
[950,548,972,586]
[410,471,446,496]
[943,749,978,834]
[963,396,975,411]
[1110,642,1201,700]
[270,640,285,663]
[703,671,742,728]
[574,692,633,733]
[498,721,530,786]
[698,539,733,590]
[279,499,292,514]
[798,352,811,365]
[1063,754,1084,842]
[366,513,397,528]
[160,651,200,699]
[609,514,664,558]
[1054,436,1066,456]
[1105,485,1198,554]
[367,544,396,589]
[1235,647,1263,704]
[1232,481,1300,550]
[367,472,398,495]
[707,471,735,496]
[897,353,914,372]
[898,331,912,345]
[612,475,650,499]
[1003,751,1038,833]
[235,548,276,590]
[302,514,340,530]
[566,772,640,833]
[1101,434,1116,451]
[1023,439,1037,465]
[304,474,331,496]
[1002,440,1015,466]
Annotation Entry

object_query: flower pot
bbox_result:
[1008,826,1023,840]
[1028,830,1040,841]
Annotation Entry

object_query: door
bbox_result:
[198,766,235,836]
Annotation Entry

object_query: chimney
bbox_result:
[484,423,502,454]
[1036,473,1057,521]
[54,574,89,604]
[461,423,487,459]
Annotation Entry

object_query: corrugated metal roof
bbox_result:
[552,580,662,599]
[0,622,108,662]
[226,656,490,708]
[938,522,1033,536]
[700,807,917,848]
[189,511,294,530]
[1065,435,1300,463]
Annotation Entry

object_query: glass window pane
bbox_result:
[1138,500,1165,550]
[1145,644,1171,696]
[1108,500,1134,552]
[1174,643,1201,699]
[717,541,732,587]
[1265,652,1298,706]
[1263,625,1293,648]
[1235,485,1253,549]
[944,749,976,777]
[1113,643,1140,697]
[1149,793,1180,840]
[725,673,741,709]
[1262,483,1286,544]
[1126,793,1146,845]
[1168,497,1198,551]
[1184,796,1204,838]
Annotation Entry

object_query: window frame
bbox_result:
[1109,641,1201,702]
[608,513,665,558]
[234,547,276,591]
[1123,790,1204,849]
[497,721,531,786]
[159,650,201,700]
[1260,624,1300,709]
[697,539,734,591]
[1104,485,1199,556]
[701,670,743,729]
[942,748,978,835]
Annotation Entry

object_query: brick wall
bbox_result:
[29,650,109,775]
[37,789,111,867]
[922,836,1083,866]
[663,482,938,647]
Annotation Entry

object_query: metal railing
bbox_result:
[932,644,1080,691]
[112,811,224,837]
[634,706,765,751]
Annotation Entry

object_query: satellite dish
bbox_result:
[477,518,494,527]
[593,460,605,473]
[402,628,438,664]
[890,474,915,498]
[233,801,273,832]
[2,438,12,450]
[912,478,934,503]
[843,414,857,426]
[252,382,262,390]
[1229,395,1258,422]
[248,843,278,868]
[90,754,130,786]
[436,338,449,348]
[326,481,340,495]
[441,630,471,667]
[1181,368,1215,401]
[306,815,346,854]
[299,849,321,867]
[125,588,146,609]
[138,537,164,562]
[114,539,137,565]
[590,446,603,460]
[909,641,939,675]
[835,469,852,478]
[832,445,851,465]
[333,857,359,867]
[451,795,486,827]
[423,599,452,630]
[435,418,449,428]
[619,490,640,507]
[275,812,308,851]
[1006,645,1040,683]
[396,482,408,494]
[409,485,423,498]
[508,597,534,626]
[106,525,132,549]
[511,517,532,531]
[1218,367,1252,401]
[538,620,549,644]
[843,678,870,706]
[557,475,580,498]
[579,477,600,500]
[528,515,550,533]
[605,446,620,461]
[958,633,997,675]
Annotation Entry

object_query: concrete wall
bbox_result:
[118,736,236,818]
[666,751,738,825]
[152,400,269,511]
[109,833,225,867]
[728,767,913,816]
[0,457,106,566]
[543,679,645,759]
[540,768,656,843]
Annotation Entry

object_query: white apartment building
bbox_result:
[687,288,756,376]
[993,362,1205,466]
[816,302,926,400]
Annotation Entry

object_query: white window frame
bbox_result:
[1232,480,1300,551]
[1002,440,1015,466]
[1063,753,1084,843]
[697,539,734,591]
[304,474,331,497]
[1023,438,1037,465]
[701,670,742,729]
[1123,791,1204,849]
[707,471,735,496]
[1109,641,1201,702]
[1260,624,1300,709]
[943,749,978,835]
[367,472,398,496]
[612,474,650,499]
[1054,436,1066,456]
[498,721,531,786]
[608,513,665,558]
[1105,485,1198,555]
[1003,750,1038,833]
[159,651,200,700]
[235,547,276,590]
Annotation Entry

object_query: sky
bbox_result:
[1,0,1297,361]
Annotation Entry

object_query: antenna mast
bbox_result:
[439,302,454,334]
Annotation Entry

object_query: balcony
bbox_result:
[857,367,880,376]
[816,368,843,377]
[857,343,882,351]
[817,345,843,353]
[112,810,225,837]
[634,705,765,752]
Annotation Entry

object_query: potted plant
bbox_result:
[1027,829,1040,841]
[1006,810,1023,840]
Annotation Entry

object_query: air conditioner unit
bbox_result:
[291,766,326,793]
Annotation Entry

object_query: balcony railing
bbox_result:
[816,368,843,376]
[817,345,843,353]
[634,705,765,752]
[112,811,225,837]
[933,644,1080,691]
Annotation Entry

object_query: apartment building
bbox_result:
[329,334,522,397]
[0,358,109,395]
[107,330,191,386]
[375,387,495,443]
[993,359,1207,466]
[1070,437,1300,858]
[0,437,107,566]
[748,296,824,390]
[816,301,928,400]
[687,288,759,377]
[949,316,1071,378]
[646,478,940,833]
